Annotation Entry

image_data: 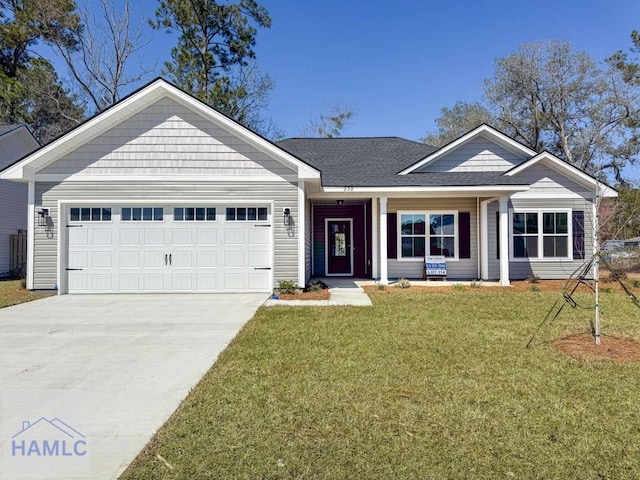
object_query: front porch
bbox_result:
[307,195,512,286]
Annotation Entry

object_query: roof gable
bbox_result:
[399,124,537,175]
[505,151,617,197]
[1,79,319,182]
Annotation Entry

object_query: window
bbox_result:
[122,207,164,222]
[511,210,571,260]
[226,207,268,222]
[69,207,111,222]
[174,207,216,221]
[399,211,457,259]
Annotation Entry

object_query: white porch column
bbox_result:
[480,199,489,280]
[379,196,388,285]
[297,180,306,287]
[499,195,510,286]
[26,180,35,290]
[371,197,378,279]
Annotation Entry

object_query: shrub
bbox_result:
[377,283,386,291]
[452,283,464,291]
[395,278,411,289]
[275,280,299,294]
[470,281,481,289]
[631,279,640,288]
[526,275,540,284]
[531,286,540,292]
[306,280,328,292]
[608,269,627,282]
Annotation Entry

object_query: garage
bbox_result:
[65,205,273,293]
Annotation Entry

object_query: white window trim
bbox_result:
[397,210,459,262]
[173,207,219,222]
[225,206,270,222]
[509,208,573,262]
[68,206,114,223]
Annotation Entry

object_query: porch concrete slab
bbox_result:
[0,293,267,480]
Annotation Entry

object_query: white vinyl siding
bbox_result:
[38,97,295,179]
[510,161,590,196]
[388,198,478,279]
[33,181,299,290]
[415,136,528,173]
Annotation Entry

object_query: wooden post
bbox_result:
[9,229,27,276]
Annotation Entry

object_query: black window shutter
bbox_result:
[387,213,397,259]
[496,211,500,259]
[459,212,471,258]
[572,211,585,259]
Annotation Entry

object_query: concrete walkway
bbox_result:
[265,278,372,306]
[0,293,267,480]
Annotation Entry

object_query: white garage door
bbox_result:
[66,205,272,293]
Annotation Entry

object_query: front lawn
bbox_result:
[122,289,640,479]
[0,279,54,308]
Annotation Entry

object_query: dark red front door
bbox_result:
[327,220,352,275]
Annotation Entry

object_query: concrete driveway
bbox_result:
[0,293,267,480]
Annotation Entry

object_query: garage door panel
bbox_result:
[171,252,192,267]
[91,252,113,268]
[119,275,140,291]
[120,251,140,268]
[144,251,165,268]
[92,229,112,245]
[69,228,88,245]
[248,228,270,245]
[248,272,270,290]
[224,273,245,290]
[172,229,192,245]
[143,274,165,291]
[120,229,140,245]
[144,229,165,245]
[224,229,244,245]
[196,251,217,268]
[196,274,216,290]
[67,205,272,293]
[197,229,217,245]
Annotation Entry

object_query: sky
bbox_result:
[69,1,640,140]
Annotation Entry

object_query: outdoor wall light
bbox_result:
[283,207,291,226]
[37,208,50,227]
[336,199,344,206]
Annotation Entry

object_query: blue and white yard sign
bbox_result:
[425,255,446,276]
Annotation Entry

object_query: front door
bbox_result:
[326,219,353,275]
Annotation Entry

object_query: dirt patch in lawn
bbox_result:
[277,289,330,301]
[554,332,640,363]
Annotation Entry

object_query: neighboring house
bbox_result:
[0,125,39,275]
[0,79,617,293]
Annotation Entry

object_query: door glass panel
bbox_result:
[334,232,346,256]
[142,207,152,221]
[122,208,131,221]
[81,208,91,221]
[154,208,163,221]
[102,208,111,221]
[206,208,216,221]
[258,208,268,221]
[70,208,80,222]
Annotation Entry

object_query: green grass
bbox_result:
[122,290,640,479]
[0,279,53,308]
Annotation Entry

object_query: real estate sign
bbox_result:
[425,255,446,277]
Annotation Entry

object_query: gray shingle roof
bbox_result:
[0,124,23,137]
[277,137,527,187]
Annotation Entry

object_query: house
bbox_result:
[0,125,39,275]
[0,79,617,294]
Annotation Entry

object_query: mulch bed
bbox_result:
[554,332,640,363]
[277,289,330,301]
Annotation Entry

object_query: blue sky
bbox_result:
[81,1,640,140]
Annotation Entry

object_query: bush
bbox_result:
[608,269,628,282]
[631,279,640,288]
[377,283,386,291]
[395,278,411,289]
[531,286,540,292]
[306,280,328,292]
[526,275,540,284]
[275,280,299,294]
[470,281,481,289]
[453,283,465,291]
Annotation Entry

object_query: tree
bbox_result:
[299,104,354,138]
[0,0,85,141]
[425,41,640,183]
[52,0,152,113]
[151,0,271,119]
[421,102,493,147]
[486,41,640,181]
